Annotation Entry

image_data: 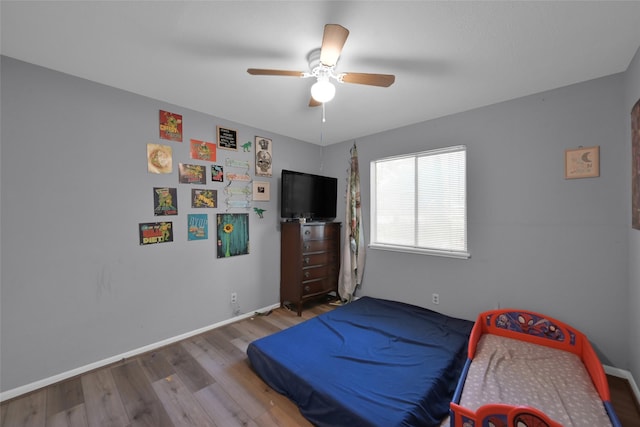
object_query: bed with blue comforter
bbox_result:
[247,296,474,427]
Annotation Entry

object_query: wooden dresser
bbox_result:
[280,221,340,315]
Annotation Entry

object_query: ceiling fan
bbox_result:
[247,24,395,107]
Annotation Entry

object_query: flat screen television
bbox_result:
[281,169,337,222]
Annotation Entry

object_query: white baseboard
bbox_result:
[604,364,640,403]
[0,303,281,403]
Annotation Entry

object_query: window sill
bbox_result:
[369,243,470,259]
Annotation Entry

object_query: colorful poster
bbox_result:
[191,188,217,208]
[139,222,173,245]
[217,213,249,258]
[211,165,224,182]
[153,187,178,216]
[159,110,183,142]
[190,139,216,162]
[178,163,207,184]
[188,214,208,240]
[147,143,173,174]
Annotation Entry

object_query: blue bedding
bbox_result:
[247,297,474,427]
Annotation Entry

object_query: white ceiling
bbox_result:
[2,1,640,146]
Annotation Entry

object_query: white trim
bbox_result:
[0,303,281,403]
[369,243,471,259]
[604,364,640,404]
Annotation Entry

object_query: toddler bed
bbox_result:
[247,296,474,427]
[449,309,622,427]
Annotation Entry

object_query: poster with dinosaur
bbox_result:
[190,139,216,162]
[153,187,178,216]
[139,221,173,245]
[178,163,207,184]
[191,188,217,208]
[159,110,183,142]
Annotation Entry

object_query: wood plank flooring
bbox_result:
[1,301,639,426]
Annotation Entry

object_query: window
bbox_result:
[370,145,469,259]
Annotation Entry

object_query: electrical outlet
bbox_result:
[231,292,237,304]
[432,293,440,305]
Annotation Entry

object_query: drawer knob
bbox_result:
[304,285,311,292]
[304,230,311,235]
[304,271,310,278]
[304,244,310,250]
[304,257,310,264]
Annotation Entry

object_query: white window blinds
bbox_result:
[370,145,469,259]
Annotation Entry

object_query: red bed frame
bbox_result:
[449,309,622,427]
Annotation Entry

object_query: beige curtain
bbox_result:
[338,143,365,302]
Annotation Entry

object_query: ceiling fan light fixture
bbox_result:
[311,79,336,103]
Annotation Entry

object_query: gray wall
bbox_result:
[624,46,640,383]
[0,56,323,393]
[324,72,631,370]
[1,51,637,395]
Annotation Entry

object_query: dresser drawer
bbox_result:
[301,265,331,281]
[302,252,337,267]
[302,239,336,253]
[301,224,339,241]
[301,278,333,296]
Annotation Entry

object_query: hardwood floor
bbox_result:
[1,301,639,426]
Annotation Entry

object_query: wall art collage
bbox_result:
[139,110,273,258]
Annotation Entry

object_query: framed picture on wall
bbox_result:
[252,181,270,201]
[216,213,249,258]
[217,126,238,151]
[564,146,600,179]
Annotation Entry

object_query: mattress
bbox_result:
[247,296,474,427]
[459,333,612,426]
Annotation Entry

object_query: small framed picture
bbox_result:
[565,146,600,179]
[253,181,270,201]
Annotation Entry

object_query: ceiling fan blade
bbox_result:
[320,24,349,67]
[247,68,304,77]
[341,72,395,87]
[309,97,322,107]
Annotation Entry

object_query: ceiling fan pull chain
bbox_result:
[322,102,327,123]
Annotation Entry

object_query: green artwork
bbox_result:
[216,213,249,258]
